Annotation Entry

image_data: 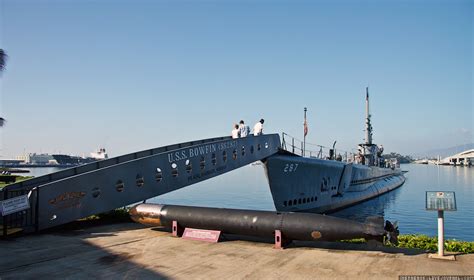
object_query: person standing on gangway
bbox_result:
[239,120,250,137]
[253,119,264,136]
[231,124,240,139]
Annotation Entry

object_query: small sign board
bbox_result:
[426,191,456,211]
[0,194,30,216]
[182,228,221,243]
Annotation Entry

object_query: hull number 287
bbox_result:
[283,163,299,173]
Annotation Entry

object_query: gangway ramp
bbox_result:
[1,134,280,234]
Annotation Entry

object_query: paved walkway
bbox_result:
[0,223,473,279]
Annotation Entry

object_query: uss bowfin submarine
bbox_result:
[264,88,406,213]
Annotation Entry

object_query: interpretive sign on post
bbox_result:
[426,191,456,261]
[426,191,456,211]
[0,194,30,216]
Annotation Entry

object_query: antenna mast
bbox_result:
[365,87,373,145]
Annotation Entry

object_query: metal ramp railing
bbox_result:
[1,134,280,236]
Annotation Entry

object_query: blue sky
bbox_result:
[0,0,472,157]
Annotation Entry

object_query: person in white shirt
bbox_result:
[253,119,264,136]
[231,124,240,139]
[238,120,250,137]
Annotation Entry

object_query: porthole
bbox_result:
[241,146,245,156]
[156,168,163,182]
[232,149,237,160]
[257,144,261,151]
[211,153,217,166]
[92,187,101,198]
[136,174,145,187]
[116,180,125,192]
[303,198,306,203]
[298,198,302,204]
[171,163,178,177]
[186,159,192,173]
[223,151,227,162]
[311,197,314,202]
[250,146,254,154]
[200,156,205,170]
[293,199,297,205]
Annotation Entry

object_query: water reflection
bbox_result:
[330,188,402,223]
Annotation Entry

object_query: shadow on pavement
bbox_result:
[150,226,426,256]
[0,222,170,279]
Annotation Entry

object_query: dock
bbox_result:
[1,222,473,279]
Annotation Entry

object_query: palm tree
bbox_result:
[0,49,6,72]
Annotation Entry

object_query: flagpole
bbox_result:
[303,107,307,157]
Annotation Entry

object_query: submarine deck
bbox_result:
[1,223,473,279]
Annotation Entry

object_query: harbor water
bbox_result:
[17,163,474,241]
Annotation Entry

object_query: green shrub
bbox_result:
[81,207,131,222]
[341,234,474,253]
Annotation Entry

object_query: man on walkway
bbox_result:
[253,119,264,136]
[239,120,250,137]
[231,124,240,139]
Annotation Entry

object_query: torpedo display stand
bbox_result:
[274,230,292,249]
[172,221,184,237]
[425,191,457,261]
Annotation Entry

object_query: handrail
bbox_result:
[3,135,232,193]
[281,132,354,162]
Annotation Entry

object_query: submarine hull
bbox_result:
[264,154,406,213]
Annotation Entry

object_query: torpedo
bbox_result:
[129,203,399,244]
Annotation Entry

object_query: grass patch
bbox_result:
[340,238,367,244]
[0,176,34,189]
[396,234,474,253]
[340,234,474,253]
[80,207,132,223]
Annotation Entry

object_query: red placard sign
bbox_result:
[182,228,221,243]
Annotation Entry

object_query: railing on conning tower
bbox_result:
[281,132,355,162]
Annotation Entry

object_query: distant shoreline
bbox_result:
[0,164,77,168]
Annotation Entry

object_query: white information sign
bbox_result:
[1,195,30,216]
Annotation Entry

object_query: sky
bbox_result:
[0,0,472,158]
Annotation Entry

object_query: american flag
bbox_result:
[304,119,308,137]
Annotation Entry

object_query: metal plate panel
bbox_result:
[426,191,457,211]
